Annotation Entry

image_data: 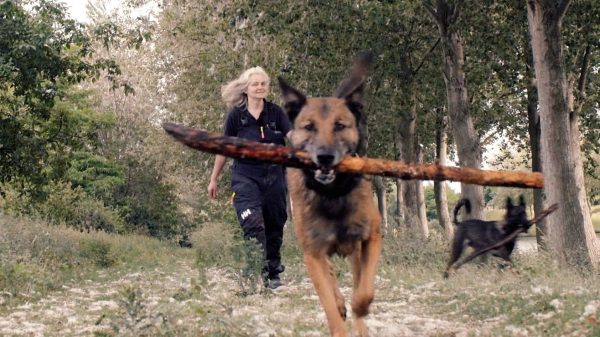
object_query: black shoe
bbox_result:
[267,277,283,289]
[268,264,285,279]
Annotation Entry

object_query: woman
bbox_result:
[208,66,290,289]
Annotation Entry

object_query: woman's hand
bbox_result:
[207,179,218,199]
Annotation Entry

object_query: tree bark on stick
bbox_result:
[163,123,544,189]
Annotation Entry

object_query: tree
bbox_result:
[527,0,600,267]
[157,0,443,234]
[0,0,126,196]
[434,112,452,239]
[423,0,485,219]
[1,0,91,192]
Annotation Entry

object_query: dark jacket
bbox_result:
[223,100,290,175]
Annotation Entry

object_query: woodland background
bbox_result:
[3,1,600,336]
[1,0,600,264]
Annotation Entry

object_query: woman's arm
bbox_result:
[207,154,227,199]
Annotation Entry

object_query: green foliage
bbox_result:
[67,151,126,201]
[0,215,83,304]
[1,180,125,233]
[113,157,186,240]
[0,0,93,190]
[192,208,265,295]
[424,185,460,221]
[232,238,266,295]
[0,0,133,200]
[39,181,126,233]
[79,239,116,268]
[382,230,448,270]
[96,285,172,337]
[0,213,194,307]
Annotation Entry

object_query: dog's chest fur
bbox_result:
[288,168,373,256]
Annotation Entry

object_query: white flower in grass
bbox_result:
[549,299,562,311]
[582,300,600,318]
[505,325,529,337]
[530,285,552,295]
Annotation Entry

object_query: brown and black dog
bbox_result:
[278,52,381,337]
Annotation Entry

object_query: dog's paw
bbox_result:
[351,294,373,317]
[352,317,369,337]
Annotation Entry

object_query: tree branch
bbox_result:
[422,0,440,25]
[577,45,591,94]
[163,123,545,189]
[556,0,571,22]
[413,37,441,76]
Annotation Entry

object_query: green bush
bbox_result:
[40,181,126,233]
[381,229,449,270]
[0,181,126,233]
[113,157,187,240]
[79,239,116,268]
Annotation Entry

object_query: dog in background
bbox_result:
[444,196,529,278]
[278,52,381,337]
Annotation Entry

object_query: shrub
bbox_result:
[79,239,116,268]
[40,181,126,233]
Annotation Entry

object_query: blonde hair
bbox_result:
[221,66,271,109]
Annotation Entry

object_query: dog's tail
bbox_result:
[453,198,471,224]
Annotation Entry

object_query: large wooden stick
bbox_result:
[162,123,544,188]
[449,203,559,272]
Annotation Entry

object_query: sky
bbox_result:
[60,0,89,22]
[60,0,159,23]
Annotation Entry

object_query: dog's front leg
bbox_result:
[304,253,348,337]
[350,230,381,337]
[327,259,348,320]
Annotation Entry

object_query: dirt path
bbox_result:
[0,261,198,337]
[0,260,479,337]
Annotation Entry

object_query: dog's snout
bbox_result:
[316,151,335,167]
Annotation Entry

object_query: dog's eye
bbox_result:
[303,123,316,132]
[334,122,346,132]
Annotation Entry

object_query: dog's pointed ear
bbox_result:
[334,50,375,106]
[278,76,306,123]
[506,197,514,209]
[519,195,525,207]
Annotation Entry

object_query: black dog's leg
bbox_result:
[444,229,465,278]
[496,246,515,271]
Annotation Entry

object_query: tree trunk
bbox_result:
[394,138,404,228]
[524,32,546,251]
[527,0,600,268]
[395,178,404,227]
[416,144,429,238]
[373,176,388,231]
[399,96,420,230]
[435,112,453,240]
[424,0,484,219]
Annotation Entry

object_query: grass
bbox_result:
[0,214,193,308]
[485,205,600,234]
[378,229,600,337]
[2,213,600,336]
[592,205,600,231]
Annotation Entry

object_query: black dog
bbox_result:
[444,196,529,278]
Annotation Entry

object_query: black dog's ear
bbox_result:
[278,76,306,123]
[519,195,526,207]
[506,196,514,209]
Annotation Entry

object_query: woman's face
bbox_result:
[246,74,269,100]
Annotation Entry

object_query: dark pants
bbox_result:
[231,165,287,278]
